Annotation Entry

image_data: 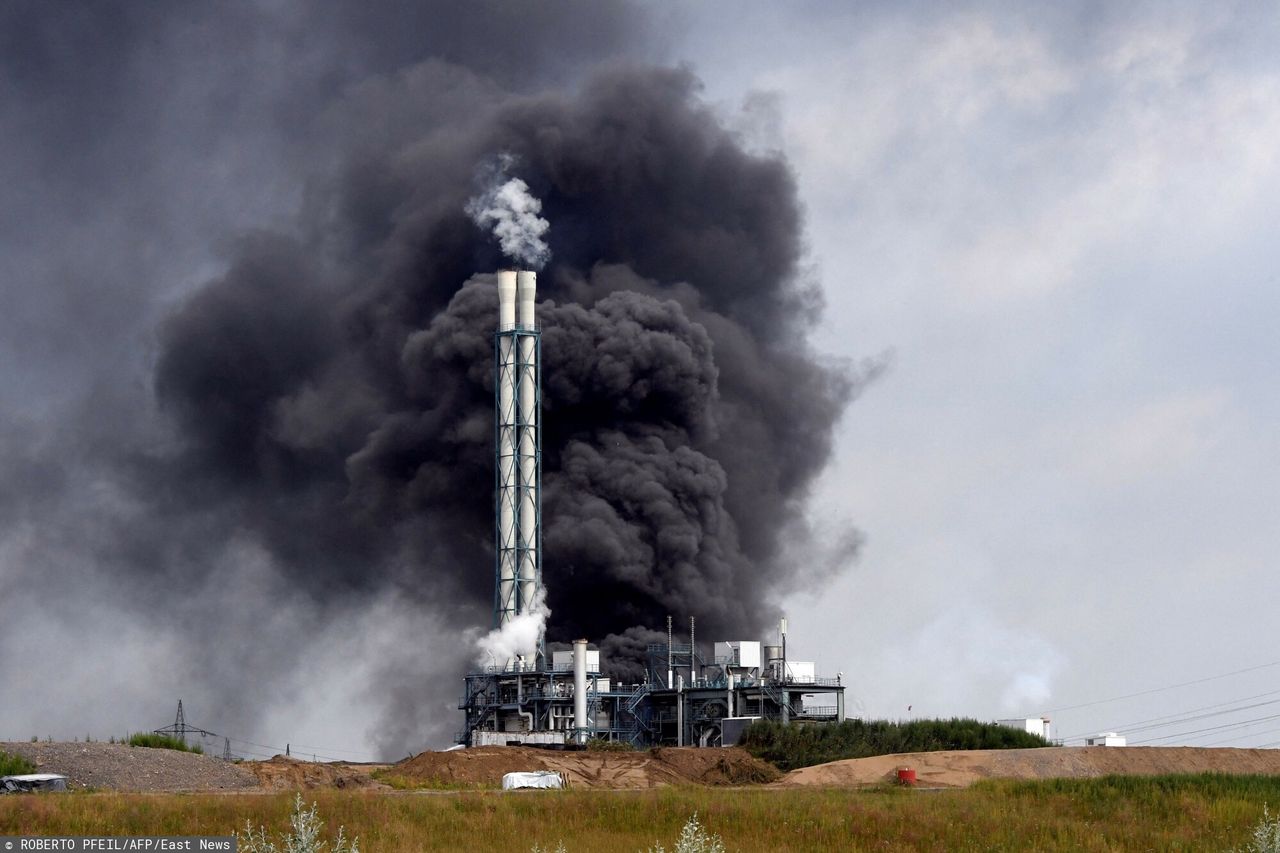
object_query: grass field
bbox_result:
[1,774,1277,851]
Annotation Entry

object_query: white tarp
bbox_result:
[502,771,566,790]
[1,774,69,793]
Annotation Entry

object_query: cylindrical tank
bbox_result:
[573,639,588,744]
[764,644,783,680]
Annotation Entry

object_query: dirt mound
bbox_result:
[780,746,1280,789]
[0,741,258,792]
[246,756,390,790]
[393,746,778,789]
[648,748,780,785]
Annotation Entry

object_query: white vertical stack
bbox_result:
[496,271,518,632]
[573,638,588,744]
[516,271,539,617]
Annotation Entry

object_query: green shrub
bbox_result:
[586,738,636,752]
[739,717,1052,771]
[127,733,203,754]
[0,750,37,776]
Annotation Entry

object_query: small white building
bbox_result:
[552,649,600,673]
[1085,732,1127,747]
[997,717,1052,740]
[714,641,762,670]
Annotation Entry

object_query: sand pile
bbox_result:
[780,746,1280,789]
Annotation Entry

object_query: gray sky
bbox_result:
[2,1,1277,756]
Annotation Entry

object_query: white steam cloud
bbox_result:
[466,154,551,269]
[473,588,550,669]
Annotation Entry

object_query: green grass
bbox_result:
[739,717,1052,771]
[2,774,1278,851]
[369,769,494,791]
[0,750,37,776]
[587,738,637,752]
[126,733,203,754]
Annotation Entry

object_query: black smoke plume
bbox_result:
[0,2,864,757]
[154,67,860,707]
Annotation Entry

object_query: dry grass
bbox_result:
[1,774,1277,851]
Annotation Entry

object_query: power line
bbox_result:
[1129,712,1280,745]
[1199,726,1280,748]
[1048,659,1280,714]
[1058,688,1280,741]
[224,736,372,764]
[1059,694,1280,742]
[286,742,381,761]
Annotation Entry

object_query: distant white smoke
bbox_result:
[473,587,550,669]
[466,154,551,269]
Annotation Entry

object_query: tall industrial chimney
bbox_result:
[572,638,588,744]
[516,271,539,621]
[494,270,543,669]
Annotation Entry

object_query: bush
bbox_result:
[739,717,1053,771]
[1237,804,1280,853]
[238,794,358,853]
[586,738,636,752]
[643,814,726,853]
[0,750,37,776]
[127,733,203,754]
[529,815,726,853]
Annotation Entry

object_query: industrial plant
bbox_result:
[458,271,847,748]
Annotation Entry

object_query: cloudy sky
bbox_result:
[2,1,1277,757]
[684,2,1280,745]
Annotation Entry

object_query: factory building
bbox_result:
[459,271,845,748]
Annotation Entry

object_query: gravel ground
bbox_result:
[1,741,258,792]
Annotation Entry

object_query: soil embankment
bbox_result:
[391,746,780,789]
[779,746,1280,789]
[9,741,1279,793]
[248,755,391,790]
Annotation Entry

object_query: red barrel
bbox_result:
[896,767,917,786]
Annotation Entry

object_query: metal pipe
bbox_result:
[667,616,673,689]
[573,639,588,745]
[689,616,696,686]
[677,674,684,747]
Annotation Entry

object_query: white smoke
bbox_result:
[466,154,551,269]
[473,587,550,669]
